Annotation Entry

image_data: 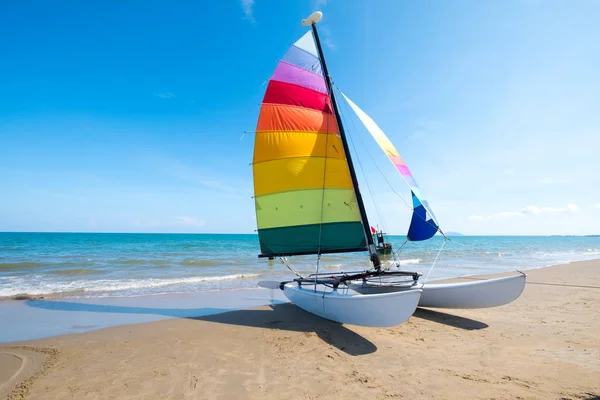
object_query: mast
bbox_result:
[305,12,382,270]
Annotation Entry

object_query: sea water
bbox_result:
[1,232,599,299]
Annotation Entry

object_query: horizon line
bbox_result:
[0,231,597,237]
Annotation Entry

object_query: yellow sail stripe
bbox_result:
[253,131,345,164]
[253,157,353,197]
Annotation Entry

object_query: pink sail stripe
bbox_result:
[395,164,413,176]
[272,61,327,94]
[389,155,406,167]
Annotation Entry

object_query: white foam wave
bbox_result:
[383,258,422,267]
[399,258,422,266]
[0,273,260,298]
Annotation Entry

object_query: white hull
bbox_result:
[347,273,526,309]
[419,274,526,309]
[282,283,422,327]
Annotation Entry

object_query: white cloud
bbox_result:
[134,218,158,228]
[594,204,600,208]
[319,26,335,50]
[539,177,568,184]
[241,0,255,22]
[469,204,579,221]
[155,92,175,99]
[521,204,579,214]
[162,162,238,194]
[175,216,205,228]
[468,211,523,221]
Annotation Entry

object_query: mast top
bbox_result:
[302,11,322,26]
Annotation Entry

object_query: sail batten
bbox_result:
[340,92,439,241]
[253,30,367,257]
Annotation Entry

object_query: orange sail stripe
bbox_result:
[256,104,339,134]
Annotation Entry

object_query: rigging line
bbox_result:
[279,257,303,278]
[391,239,409,269]
[335,87,386,233]
[314,122,329,291]
[335,86,446,271]
[315,254,322,292]
[314,47,334,292]
[336,94,424,271]
[423,238,447,285]
[452,274,600,290]
[332,84,444,231]
[338,91,387,234]
[333,85,413,217]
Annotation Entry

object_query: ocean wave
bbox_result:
[0,273,261,298]
[179,260,220,267]
[0,261,52,270]
[382,258,422,267]
[109,259,221,267]
[398,258,422,266]
[117,259,174,265]
[51,269,105,276]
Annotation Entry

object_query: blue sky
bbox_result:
[1,0,599,235]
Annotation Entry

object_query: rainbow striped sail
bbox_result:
[341,93,439,241]
[252,31,368,257]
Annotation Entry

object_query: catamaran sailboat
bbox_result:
[253,12,526,327]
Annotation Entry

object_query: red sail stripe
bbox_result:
[263,80,333,114]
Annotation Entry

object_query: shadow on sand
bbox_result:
[412,308,489,330]
[25,300,377,356]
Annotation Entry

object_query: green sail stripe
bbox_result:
[255,188,362,230]
[257,221,367,256]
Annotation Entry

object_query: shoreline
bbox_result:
[1,259,598,399]
[3,234,599,302]
[0,287,289,343]
[1,258,598,343]
[3,253,599,302]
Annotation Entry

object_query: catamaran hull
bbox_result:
[282,283,422,327]
[418,274,526,309]
[347,273,526,309]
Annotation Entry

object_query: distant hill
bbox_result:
[445,232,464,236]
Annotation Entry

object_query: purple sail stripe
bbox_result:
[272,61,327,94]
[396,164,412,176]
[282,46,323,76]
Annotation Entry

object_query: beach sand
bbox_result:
[1,260,599,399]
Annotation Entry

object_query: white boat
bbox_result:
[283,283,422,327]
[418,273,526,308]
[251,11,525,326]
[347,273,526,309]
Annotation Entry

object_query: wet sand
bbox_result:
[1,260,599,399]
